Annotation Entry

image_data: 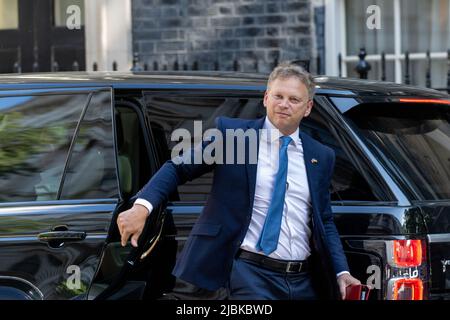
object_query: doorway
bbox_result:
[0,0,85,73]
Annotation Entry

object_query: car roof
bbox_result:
[0,71,448,98]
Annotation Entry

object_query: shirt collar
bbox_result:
[263,116,301,146]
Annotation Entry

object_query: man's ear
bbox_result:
[263,90,269,108]
[304,99,314,117]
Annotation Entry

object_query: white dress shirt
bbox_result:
[240,117,312,261]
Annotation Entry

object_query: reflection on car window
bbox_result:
[145,95,265,202]
[60,91,118,200]
[0,94,87,202]
[346,103,450,200]
[300,108,379,202]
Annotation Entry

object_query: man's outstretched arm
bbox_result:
[117,118,224,247]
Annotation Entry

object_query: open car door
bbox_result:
[89,97,177,300]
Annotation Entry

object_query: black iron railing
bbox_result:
[340,48,450,93]
[6,50,312,75]
[127,53,308,73]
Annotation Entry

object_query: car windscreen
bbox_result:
[344,102,450,201]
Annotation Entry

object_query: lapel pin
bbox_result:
[311,158,318,164]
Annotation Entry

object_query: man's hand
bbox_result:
[117,204,149,247]
[337,273,361,300]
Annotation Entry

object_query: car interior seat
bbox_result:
[115,112,133,197]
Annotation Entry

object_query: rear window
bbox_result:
[344,102,450,201]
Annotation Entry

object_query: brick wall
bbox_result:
[132,0,314,73]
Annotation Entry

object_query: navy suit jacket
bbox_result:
[137,116,349,297]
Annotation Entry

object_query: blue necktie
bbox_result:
[256,135,292,255]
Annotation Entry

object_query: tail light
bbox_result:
[386,239,427,300]
[388,278,423,300]
[398,98,450,105]
[391,240,422,267]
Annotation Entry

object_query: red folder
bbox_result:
[345,284,371,300]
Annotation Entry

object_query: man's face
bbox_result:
[264,76,313,136]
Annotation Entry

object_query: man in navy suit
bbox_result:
[117,61,360,299]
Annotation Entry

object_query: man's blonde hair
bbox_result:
[267,61,315,100]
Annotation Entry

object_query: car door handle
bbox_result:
[38,231,86,242]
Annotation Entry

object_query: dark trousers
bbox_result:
[227,257,318,300]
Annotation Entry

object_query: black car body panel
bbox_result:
[0,199,117,299]
[0,72,449,300]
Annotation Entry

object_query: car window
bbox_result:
[0,94,87,202]
[300,106,379,202]
[144,94,265,203]
[345,103,450,201]
[59,90,118,200]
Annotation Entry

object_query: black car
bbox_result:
[0,72,449,300]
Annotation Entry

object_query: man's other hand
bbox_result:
[337,273,361,300]
[117,204,149,247]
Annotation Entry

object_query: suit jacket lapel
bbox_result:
[245,117,265,209]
